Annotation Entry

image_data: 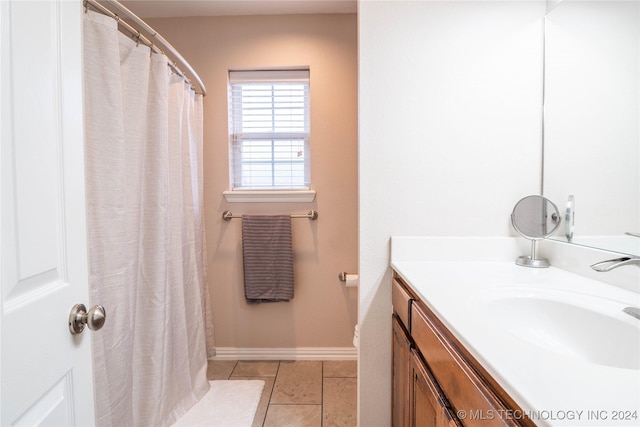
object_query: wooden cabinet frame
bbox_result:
[392,273,535,427]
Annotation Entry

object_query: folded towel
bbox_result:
[242,215,294,303]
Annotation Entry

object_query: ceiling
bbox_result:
[119,0,357,18]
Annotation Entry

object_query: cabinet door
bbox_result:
[392,314,412,427]
[410,349,462,427]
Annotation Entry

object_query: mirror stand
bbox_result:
[516,240,549,268]
[511,195,560,269]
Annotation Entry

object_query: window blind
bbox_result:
[229,69,310,190]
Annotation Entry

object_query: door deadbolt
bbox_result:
[69,304,106,335]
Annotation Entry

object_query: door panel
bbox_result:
[1,1,95,425]
[12,374,74,426]
[392,314,411,427]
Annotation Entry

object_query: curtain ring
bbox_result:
[174,63,185,79]
[135,32,141,47]
[83,0,88,13]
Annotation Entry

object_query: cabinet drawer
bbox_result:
[392,278,413,331]
[411,302,517,427]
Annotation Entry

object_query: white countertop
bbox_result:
[391,237,640,427]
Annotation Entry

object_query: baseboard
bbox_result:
[210,347,358,361]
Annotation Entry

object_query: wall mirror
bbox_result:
[543,0,640,256]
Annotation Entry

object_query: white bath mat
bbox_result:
[173,380,265,427]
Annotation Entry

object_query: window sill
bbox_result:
[223,190,316,203]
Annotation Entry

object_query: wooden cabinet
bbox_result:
[392,274,534,427]
[392,315,411,427]
[393,280,458,427]
[411,348,461,427]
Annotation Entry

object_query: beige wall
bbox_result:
[148,14,358,349]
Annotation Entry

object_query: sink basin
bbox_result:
[485,289,640,370]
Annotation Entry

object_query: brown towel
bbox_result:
[242,215,294,303]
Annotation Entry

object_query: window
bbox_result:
[228,69,310,191]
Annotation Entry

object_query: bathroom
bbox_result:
[1,0,638,426]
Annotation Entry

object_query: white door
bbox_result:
[1,0,96,425]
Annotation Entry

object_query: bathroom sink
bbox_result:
[484,289,640,370]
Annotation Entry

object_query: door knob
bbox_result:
[69,304,106,335]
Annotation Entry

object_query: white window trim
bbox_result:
[227,69,311,198]
[223,190,316,203]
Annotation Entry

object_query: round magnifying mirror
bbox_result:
[511,195,560,268]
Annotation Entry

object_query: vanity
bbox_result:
[390,237,640,427]
[392,273,534,427]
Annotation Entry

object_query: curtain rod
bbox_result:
[85,0,207,96]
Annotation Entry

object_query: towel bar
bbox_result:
[222,210,318,221]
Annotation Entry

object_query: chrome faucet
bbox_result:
[590,253,640,322]
[623,307,640,320]
[590,256,640,272]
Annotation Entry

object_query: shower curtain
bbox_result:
[82,10,213,426]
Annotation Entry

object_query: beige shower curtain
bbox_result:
[83,10,214,426]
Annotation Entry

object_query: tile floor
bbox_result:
[207,360,357,427]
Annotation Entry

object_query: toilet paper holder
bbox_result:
[339,272,359,288]
[338,272,354,282]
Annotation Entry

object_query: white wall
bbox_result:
[358,1,546,424]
